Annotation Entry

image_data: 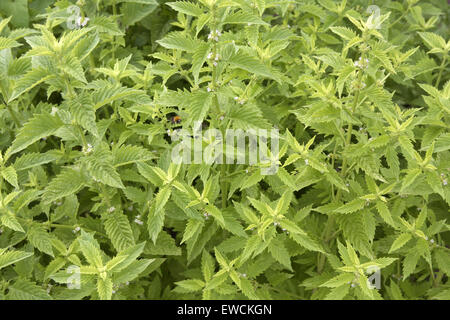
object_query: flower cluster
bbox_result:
[76,16,89,28]
[82,143,93,154]
[207,29,221,42]
[354,56,369,69]
[233,96,245,105]
[134,215,144,225]
[207,52,220,66]
[72,226,81,234]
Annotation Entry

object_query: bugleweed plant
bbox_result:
[0,0,448,300]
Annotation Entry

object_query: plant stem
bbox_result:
[434,55,447,88]
[318,65,364,274]
[77,125,88,149]
[434,271,443,287]
[4,102,20,127]
[209,3,228,209]
[389,7,409,29]
[221,164,228,208]
[335,68,363,200]
[111,0,117,61]
[49,223,107,237]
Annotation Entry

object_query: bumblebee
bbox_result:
[171,115,182,124]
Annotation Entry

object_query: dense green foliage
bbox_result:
[0,0,449,300]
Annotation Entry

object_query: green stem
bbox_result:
[221,164,228,208]
[49,223,107,237]
[209,4,228,209]
[335,69,363,199]
[330,141,338,201]
[49,224,75,229]
[111,0,117,61]
[434,55,447,88]
[389,7,409,29]
[429,265,435,287]
[0,178,3,201]
[77,125,88,149]
[4,102,20,127]
[318,66,364,274]
[434,271,443,287]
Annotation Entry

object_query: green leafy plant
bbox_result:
[0,0,449,300]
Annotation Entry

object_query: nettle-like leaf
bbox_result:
[0,249,33,270]
[7,113,63,156]
[42,167,87,204]
[103,211,135,252]
[0,0,448,302]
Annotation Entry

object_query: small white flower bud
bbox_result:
[76,16,90,28]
